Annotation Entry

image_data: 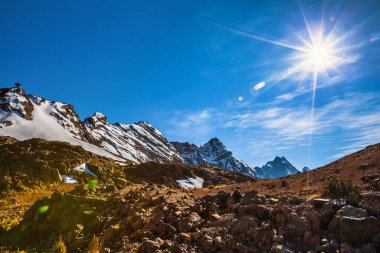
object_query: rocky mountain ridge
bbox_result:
[0,86,182,164]
[172,138,258,177]
[254,156,299,179]
[1,85,300,178]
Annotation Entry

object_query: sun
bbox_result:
[306,44,333,71]
[297,33,341,74]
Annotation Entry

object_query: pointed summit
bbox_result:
[171,138,257,177]
[256,156,298,179]
[84,112,107,126]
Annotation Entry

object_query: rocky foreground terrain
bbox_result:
[0,137,379,252]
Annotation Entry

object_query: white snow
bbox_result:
[62,175,78,184]
[72,163,97,177]
[1,87,182,164]
[176,177,204,189]
[0,99,123,161]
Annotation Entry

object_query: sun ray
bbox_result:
[214,24,308,52]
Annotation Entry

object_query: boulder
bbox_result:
[339,216,380,243]
[286,212,311,238]
[137,239,161,253]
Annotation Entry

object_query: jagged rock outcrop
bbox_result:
[172,138,258,177]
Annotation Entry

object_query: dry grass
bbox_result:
[51,236,67,253]
[87,235,101,253]
[0,184,75,231]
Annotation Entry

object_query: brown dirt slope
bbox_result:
[206,143,380,197]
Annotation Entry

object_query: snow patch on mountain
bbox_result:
[0,86,182,164]
[176,177,204,189]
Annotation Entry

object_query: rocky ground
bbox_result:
[0,138,379,252]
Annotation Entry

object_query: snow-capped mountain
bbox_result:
[254,156,299,179]
[0,86,182,164]
[171,138,258,177]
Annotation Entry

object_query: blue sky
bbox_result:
[1,0,380,169]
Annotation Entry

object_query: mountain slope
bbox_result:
[172,138,258,177]
[254,156,299,179]
[211,143,380,196]
[0,86,182,164]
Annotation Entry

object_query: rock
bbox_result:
[178,232,191,243]
[337,205,368,218]
[178,212,202,232]
[210,213,221,221]
[103,224,120,242]
[320,202,340,229]
[214,191,229,207]
[131,215,145,231]
[137,239,161,253]
[304,209,321,232]
[340,243,352,253]
[371,233,380,244]
[238,203,268,219]
[310,198,330,209]
[328,205,369,235]
[360,243,377,253]
[317,239,339,253]
[273,235,284,244]
[226,190,243,208]
[241,189,259,205]
[158,222,176,236]
[200,235,214,252]
[286,212,311,238]
[276,213,286,224]
[339,216,380,243]
[214,235,225,248]
[66,224,84,243]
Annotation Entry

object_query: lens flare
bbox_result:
[37,205,49,214]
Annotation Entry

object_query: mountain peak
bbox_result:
[134,120,152,127]
[0,86,34,120]
[84,112,107,126]
[93,112,107,121]
[256,156,298,179]
[172,138,257,178]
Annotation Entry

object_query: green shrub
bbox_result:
[322,177,360,204]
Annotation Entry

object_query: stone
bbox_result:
[137,239,161,253]
[103,224,120,242]
[360,243,377,253]
[336,205,368,218]
[339,216,380,243]
[226,190,243,208]
[273,235,284,244]
[309,198,330,209]
[158,222,176,236]
[238,203,268,219]
[319,202,339,229]
[178,232,191,243]
[286,212,311,238]
[200,235,214,252]
[241,189,259,205]
[210,213,221,221]
[276,213,286,224]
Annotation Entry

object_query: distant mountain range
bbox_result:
[0,85,303,178]
[254,156,299,179]
[171,138,258,177]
